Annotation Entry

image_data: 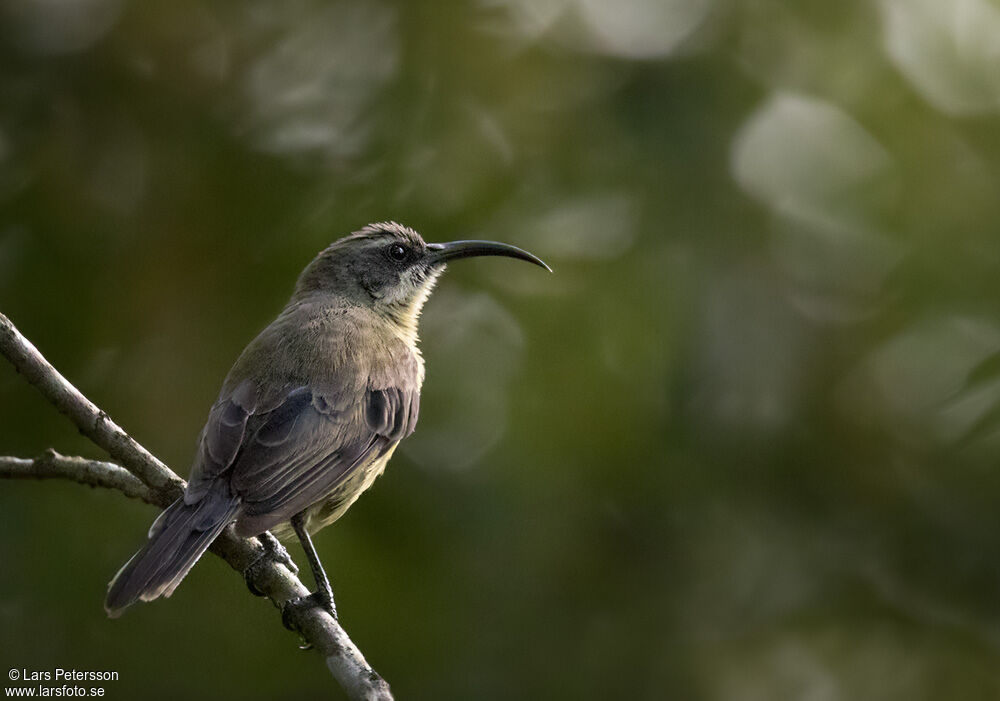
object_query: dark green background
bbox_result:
[4,0,1000,698]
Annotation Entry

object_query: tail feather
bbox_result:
[105,485,239,617]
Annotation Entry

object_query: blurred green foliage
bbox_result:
[4,0,1000,699]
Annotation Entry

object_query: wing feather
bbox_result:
[184,360,420,536]
[226,383,416,535]
[184,381,254,504]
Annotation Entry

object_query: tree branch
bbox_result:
[0,450,157,505]
[0,314,183,496]
[0,312,393,701]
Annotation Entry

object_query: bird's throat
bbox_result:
[380,268,442,346]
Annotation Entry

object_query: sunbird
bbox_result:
[105,222,549,617]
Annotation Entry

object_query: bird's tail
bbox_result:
[105,483,239,617]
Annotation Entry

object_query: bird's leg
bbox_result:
[292,511,336,613]
[281,511,337,627]
[243,530,298,597]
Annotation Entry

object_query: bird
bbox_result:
[104,221,549,618]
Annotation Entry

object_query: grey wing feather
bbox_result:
[231,386,341,501]
[181,367,419,538]
[229,382,417,536]
[184,380,254,504]
[365,387,420,441]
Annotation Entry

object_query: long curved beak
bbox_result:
[426,240,552,272]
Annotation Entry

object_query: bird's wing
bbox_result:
[184,380,256,504]
[225,382,419,534]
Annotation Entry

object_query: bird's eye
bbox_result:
[386,243,409,262]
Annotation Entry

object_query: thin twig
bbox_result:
[0,450,157,505]
[0,314,182,496]
[0,312,393,701]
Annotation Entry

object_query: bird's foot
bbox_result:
[281,589,338,640]
[244,531,299,597]
[260,531,299,574]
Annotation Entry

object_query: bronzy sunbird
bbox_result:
[105,222,549,617]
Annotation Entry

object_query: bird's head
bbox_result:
[295,221,550,335]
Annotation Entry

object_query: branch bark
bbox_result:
[0,312,393,701]
[0,450,157,505]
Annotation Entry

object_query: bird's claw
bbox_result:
[243,532,299,597]
[260,531,298,574]
[243,558,268,598]
[281,590,338,641]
